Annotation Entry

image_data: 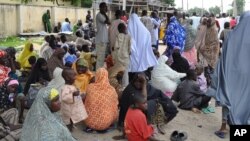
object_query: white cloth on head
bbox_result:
[47,67,65,92]
[128,14,157,72]
[151,55,186,93]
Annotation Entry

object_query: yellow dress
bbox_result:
[159,26,165,40]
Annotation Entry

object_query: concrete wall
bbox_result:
[0,0,72,7]
[0,3,91,37]
[0,4,18,37]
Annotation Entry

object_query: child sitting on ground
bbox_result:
[64,47,77,65]
[172,69,211,113]
[80,45,96,71]
[60,68,88,131]
[195,64,207,93]
[22,56,36,77]
[125,93,162,141]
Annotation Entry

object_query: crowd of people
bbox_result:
[1,1,250,141]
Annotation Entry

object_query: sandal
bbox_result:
[214,131,225,138]
[201,108,210,114]
[84,127,94,133]
[207,106,215,113]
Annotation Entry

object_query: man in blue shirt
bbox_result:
[61,18,72,32]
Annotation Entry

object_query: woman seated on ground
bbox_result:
[151,55,186,97]
[72,58,94,93]
[119,73,178,134]
[23,58,51,95]
[172,69,211,113]
[17,42,37,72]
[84,68,118,132]
[171,49,189,73]
[20,87,76,141]
[47,48,65,78]
[108,64,125,99]
[0,79,22,141]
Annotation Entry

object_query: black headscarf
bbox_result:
[23,58,51,94]
[171,52,190,74]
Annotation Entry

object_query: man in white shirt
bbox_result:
[190,12,201,31]
[95,2,110,69]
[151,11,161,50]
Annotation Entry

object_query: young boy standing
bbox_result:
[60,68,88,131]
[113,23,131,88]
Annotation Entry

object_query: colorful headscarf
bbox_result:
[49,88,59,101]
[17,41,36,68]
[72,58,94,93]
[85,68,118,130]
[164,16,186,57]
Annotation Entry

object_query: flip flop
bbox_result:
[202,108,210,114]
[214,131,225,138]
[207,106,215,113]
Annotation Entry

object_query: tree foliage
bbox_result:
[233,0,246,15]
[163,0,175,6]
[228,0,245,16]
[187,7,208,16]
[21,0,92,7]
[209,6,221,15]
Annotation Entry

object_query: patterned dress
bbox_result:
[164,16,186,57]
[85,68,118,130]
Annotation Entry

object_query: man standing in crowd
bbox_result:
[42,10,52,33]
[190,12,200,31]
[95,2,110,69]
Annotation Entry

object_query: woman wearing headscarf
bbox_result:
[23,58,51,95]
[72,58,94,93]
[119,73,178,133]
[47,67,65,92]
[16,42,37,69]
[164,12,186,57]
[47,48,65,78]
[151,55,186,96]
[108,63,125,99]
[0,50,10,86]
[20,87,76,141]
[182,19,197,68]
[195,18,208,67]
[199,17,220,70]
[171,50,190,76]
[127,13,157,73]
[206,11,250,135]
[85,68,118,131]
[0,79,22,141]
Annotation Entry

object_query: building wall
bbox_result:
[0,0,72,7]
[0,4,18,37]
[0,3,91,37]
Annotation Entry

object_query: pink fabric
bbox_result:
[7,79,19,86]
[164,92,173,98]
[182,47,197,69]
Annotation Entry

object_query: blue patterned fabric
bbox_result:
[164,17,186,57]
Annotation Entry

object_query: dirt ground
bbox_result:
[70,45,229,141]
[71,99,228,141]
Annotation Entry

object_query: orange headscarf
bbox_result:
[72,58,94,93]
[85,68,118,130]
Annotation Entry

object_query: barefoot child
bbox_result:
[124,93,162,141]
[60,68,88,131]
